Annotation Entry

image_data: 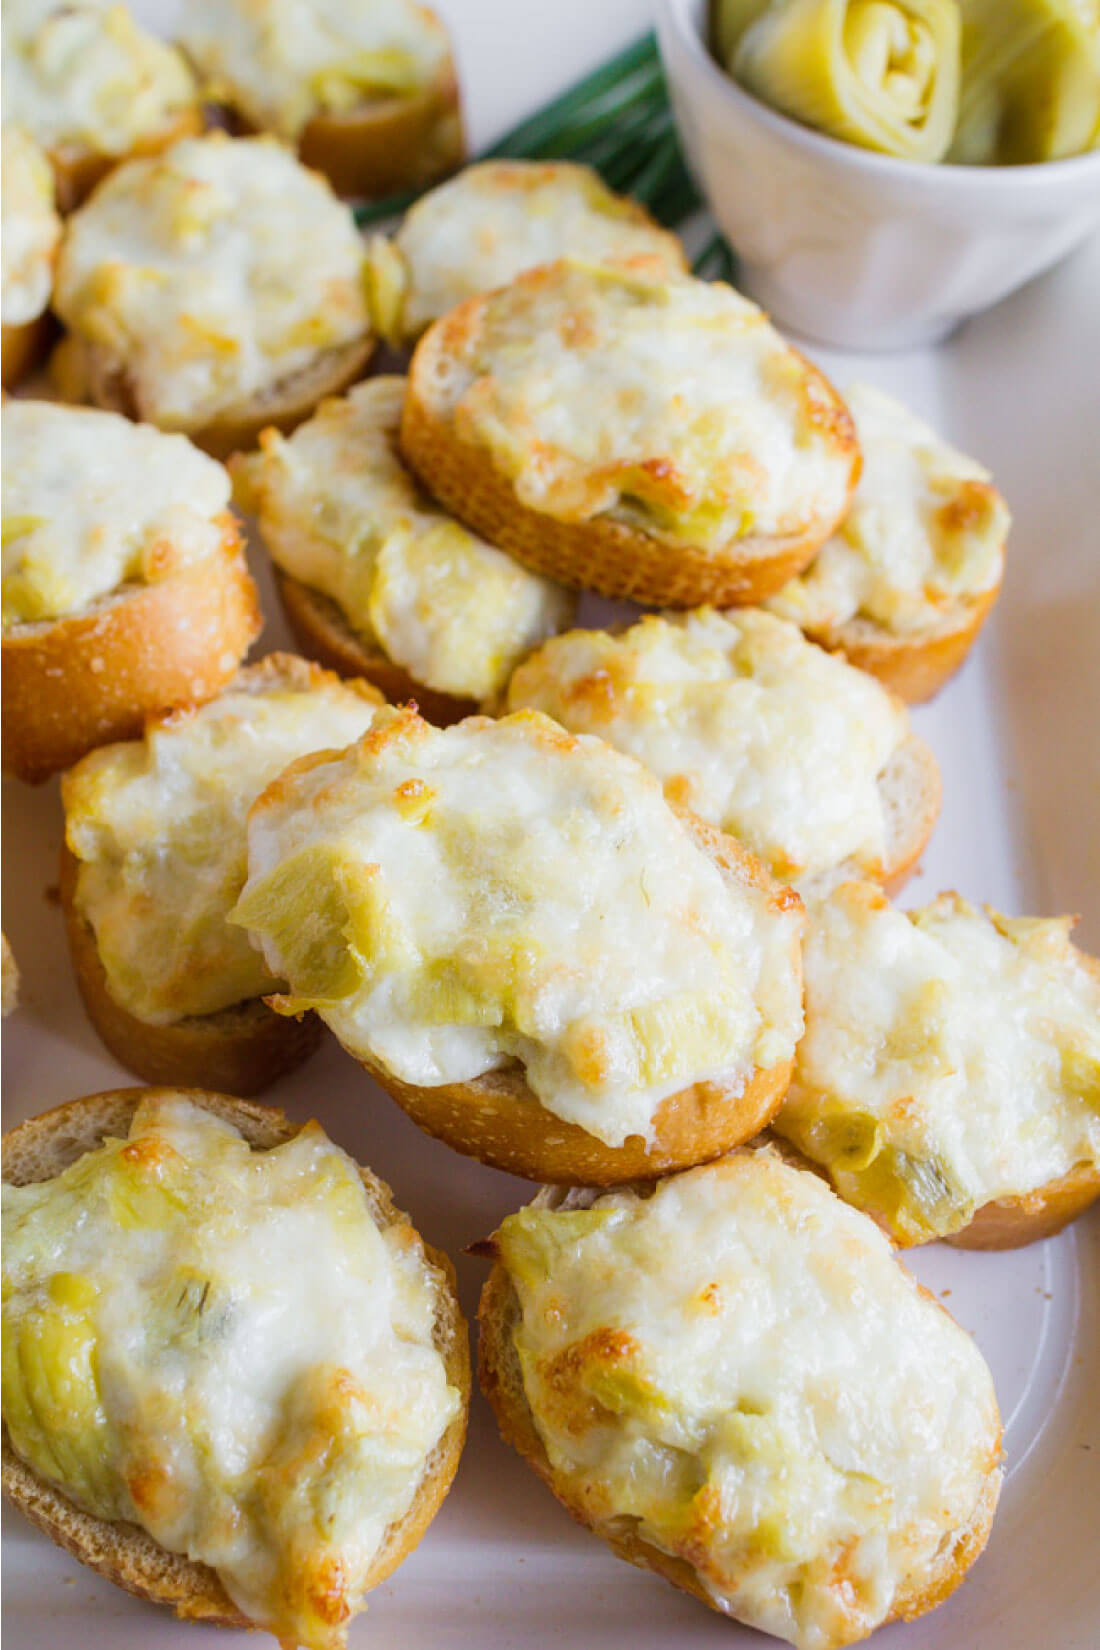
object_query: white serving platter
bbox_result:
[3,4,1099,1647]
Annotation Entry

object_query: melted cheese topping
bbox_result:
[241,378,572,700]
[507,608,909,882]
[496,1152,1000,1650]
[231,709,803,1147]
[1,1096,461,1650]
[53,134,370,429]
[775,883,1100,1243]
[63,663,381,1025]
[768,385,1010,636]
[2,0,196,157]
[182,0,451,143]
[367,160,687,343]
[430,259,854,548]
[2,402,231,631]
[1,124,60,326]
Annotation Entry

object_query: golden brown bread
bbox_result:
[52,332,376,460]
[1,310,55,389]
[477,1210,1000,1640]
[275,567,478,725]
[806,582,1002,704]
[296,65,464,199]
[1,934,19,1018]
[946,1156,1100,1249]
[48,107,205,214]
[355,813,802,1184]
[2,516,261,784]
[399,294,860,609]
[2,1087,471,1631]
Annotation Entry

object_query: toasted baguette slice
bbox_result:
[2,516,261,784]
[1,310,55,388]
[400,274,859,609]
[48,108,206,214]
[876,732,942,896]
[478,1164,1002,1644]
[805,585,1002,704]
[2,1087,470,1633]
[59,844,323,1096]
[356,814,800,1185]
[946,1160,1100,1249]
[275,567,477,725]
[53,333,375,461]
[296,65,464,199]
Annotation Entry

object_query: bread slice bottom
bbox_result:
[275,569,478,725]
[352,814,801,1184]
[1,310,55,389]
[946,1161,1100,1250]
[2,519,261,784]
[59,844,324,1095]
[2,1088,470,1631]
[478,1257,1000,1639]
[808,583,1002,704]
[296,68,464,199]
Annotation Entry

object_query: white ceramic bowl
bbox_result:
[656,0,1100,350]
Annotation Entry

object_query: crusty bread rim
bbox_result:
[399,283,860,608]
[288,797,804,1185]
[2,513,261,785]
[1,309,55,389]
[477,1173,1001,1638]
[57,654,386,1094]
[49,107,205,215]
[296,62,465,200]
[54,332,376,460]
[2,1087,471,1632]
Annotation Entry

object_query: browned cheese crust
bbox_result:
[477,1249,1000,1641]
[2,515,261,784]
[2,1087,470,1631]
[353,811,802,1184]
[399,297,860,608]
[49,108,206,215]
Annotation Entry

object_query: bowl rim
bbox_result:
[656,0,1100,192]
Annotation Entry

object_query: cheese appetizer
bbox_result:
[774,881,1100,1248]
[2,1088,469,1650]
[400,258,859,608]
[1,0,202,211]
[52,133,375,458]
[506,607,940,890]
[1,125,61,386]
[181,0,464,200]
[61,656,383,1095]
[365,159,687,347]
[768,384,1010,702]
[230,707,805,1184]
[235,378,574,722]
[479,1148,1002,1650]
[2,402,260,784]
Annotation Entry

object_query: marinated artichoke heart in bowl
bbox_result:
[62,659,382,1026]
[230,707,804,1149]
[774,882,1100,1244]
[1,402,232,632]
[1,1094,464,1650]
[365,159,688,346]
[506,607,915,885]
[484,1149,1002,1650]
[237,378,573,705]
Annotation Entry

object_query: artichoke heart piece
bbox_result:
[730,0,962,162]
[950,0,1100,164]
[843,1144,968,1242]
[496,1206,624,1292]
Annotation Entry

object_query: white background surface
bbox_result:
[3,3,1100,1647]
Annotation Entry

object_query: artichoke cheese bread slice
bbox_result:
[774,881,1100,1246]
[950,0,1100,164]
[365,160,687,347]
[399,258,859,608]
[506,607,939,889]
[235,378,574,721]
[0,0,202,210]
[718,0,962,162]
[181,0,464,199]
[767,384,1010,700]
[1,1089,469,1650]
[1,124,61,387]
[479,1149,1002,1650]
[60,655,383,1093]
[2,402,260,784]
[230,707,805,1183]
[52,133,375,457]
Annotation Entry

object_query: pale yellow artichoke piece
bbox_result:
[730,0,962,162]
[950,0,1100,164]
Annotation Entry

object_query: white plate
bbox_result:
[3,4,1099,1646]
